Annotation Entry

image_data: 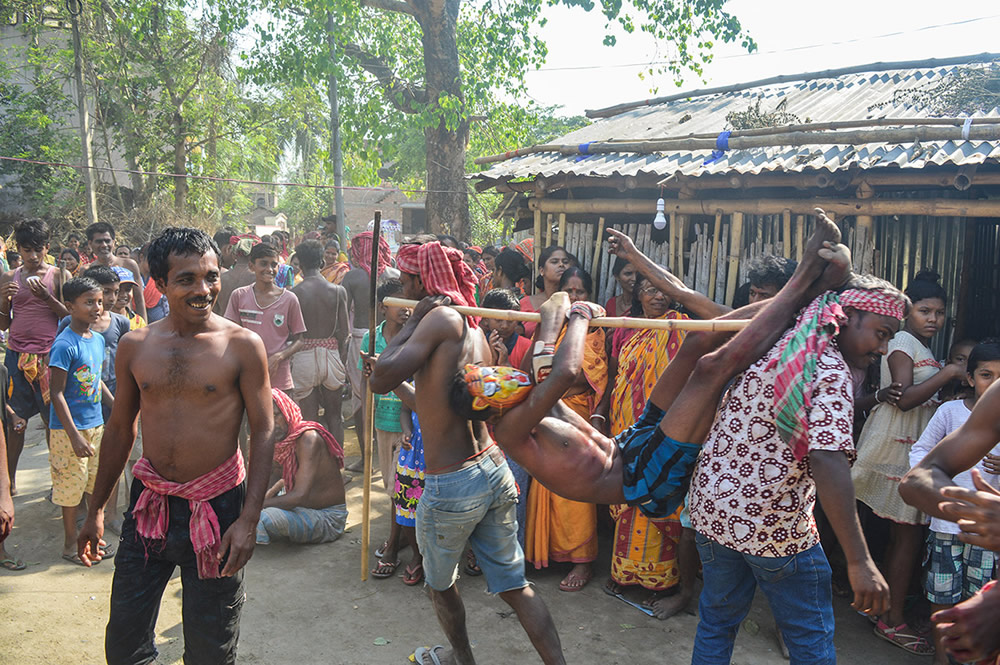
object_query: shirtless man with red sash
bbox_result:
[78,227,274,665]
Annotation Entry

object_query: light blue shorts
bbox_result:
[416,447,527,594]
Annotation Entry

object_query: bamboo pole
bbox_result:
[532,210,542,294]
[725,213,744,306]
[782,210,792,259]
[527,196,1000,219]
[545,213,553,247]
[795,215,805,263]
[591,217,605,280]
[475,125,1000,165]
[557,213,566,247]
[708,212,722,301]
[383,297,750,331]
[361,211,382,581]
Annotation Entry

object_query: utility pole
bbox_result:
[326,13,346,244]
[69,2,99,225]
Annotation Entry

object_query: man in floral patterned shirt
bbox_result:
[688,273,910,665]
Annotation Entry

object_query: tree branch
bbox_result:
[342,43,426,113]
[360,0,416,16]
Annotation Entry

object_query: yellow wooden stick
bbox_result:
[382,297,750,332]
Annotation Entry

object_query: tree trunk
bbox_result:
[172,108,187,213]
[417,0,469,239]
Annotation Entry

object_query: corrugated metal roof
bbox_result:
[477,63,1000,181]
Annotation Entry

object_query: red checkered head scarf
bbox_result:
[767,286,907,460]
[396,241,478,312]
[271,389,344,492]
[350,231,391,276]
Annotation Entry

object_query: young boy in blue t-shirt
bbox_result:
[48,277,113,565]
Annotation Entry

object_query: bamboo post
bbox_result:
[382,297,750,331]
[545,213,553,248]
[782,210,792,259]
[668,212,678,273]
[795,215,805,262]
[725,212,744,306]
[361,211,382,581]
[532,209,542,294]
[855,182,874,273]
[557,213,566,247]
[591,217,605,281]
[708,212,722,301]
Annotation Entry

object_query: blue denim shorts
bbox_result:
[416,446,527,594]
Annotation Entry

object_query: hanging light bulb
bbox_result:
[653,198,667,230]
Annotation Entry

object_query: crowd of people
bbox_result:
[0,213,998,665]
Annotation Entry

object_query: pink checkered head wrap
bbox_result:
[396,242,478,312]
[768,287,906,460]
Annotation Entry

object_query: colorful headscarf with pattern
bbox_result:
[767,288,906,460]
[463,364,533,411]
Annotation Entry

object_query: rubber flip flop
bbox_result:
[1,557,25,571]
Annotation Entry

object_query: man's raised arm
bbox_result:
[900,380,1000,519]
[369,296,459,394]
[606,228,730,320]
[78,336,142,565]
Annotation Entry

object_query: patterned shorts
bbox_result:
[924,531,997,605]
[49,425,103,507]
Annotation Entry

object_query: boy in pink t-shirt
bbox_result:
[225,243,306,391]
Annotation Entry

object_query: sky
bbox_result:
[524,0,1000,117]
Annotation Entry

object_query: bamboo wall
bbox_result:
[513,210,966,359]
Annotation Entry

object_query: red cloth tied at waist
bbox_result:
[132,450,246,580]
[272,389,344,493]
[396,242,478,323]
[301,337,339,351]
[350,231,391,277]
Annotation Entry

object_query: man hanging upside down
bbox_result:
[447,211,897,662]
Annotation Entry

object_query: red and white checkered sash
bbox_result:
[132,450,246,579]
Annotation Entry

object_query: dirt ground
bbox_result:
[1,418,928,665]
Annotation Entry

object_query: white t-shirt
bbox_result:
[909,399,1000,534]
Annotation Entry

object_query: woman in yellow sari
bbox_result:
[605,275,693,618]
[525,267,605,591]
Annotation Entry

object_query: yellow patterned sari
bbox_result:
[609,310,687,591]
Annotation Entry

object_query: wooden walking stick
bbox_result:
[360,211,381,581]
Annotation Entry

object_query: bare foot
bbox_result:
[604,578,625,596]
[786,208,843,292]
[643,590,691,620]
[813,241,853,294]
[539,291,571,321]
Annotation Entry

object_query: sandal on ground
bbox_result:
[403,562,424,586]
[463,549,482,576]
[559,568,593,592]
[1,557,25,571]
[413,645,448,665]
[873,621,935,655]
[62,553,98,567]
[371,558,399,579]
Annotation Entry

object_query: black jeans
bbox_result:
[106,479,247,665]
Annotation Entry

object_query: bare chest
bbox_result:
[133,342,238,399]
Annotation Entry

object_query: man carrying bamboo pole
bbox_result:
[368,240,565,665]
[453,213,902,662]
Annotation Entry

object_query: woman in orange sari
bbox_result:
[320,240,350,284]
[605,275,693,618]
[525,266,604,591]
